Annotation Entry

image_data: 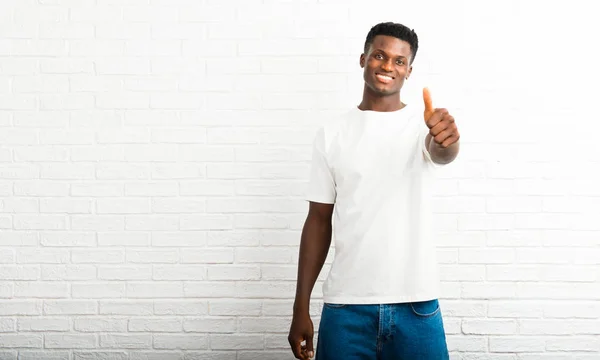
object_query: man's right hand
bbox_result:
[288,311,315,359]
[289,202,333,359]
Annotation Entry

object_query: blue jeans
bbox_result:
[316,299,449,360]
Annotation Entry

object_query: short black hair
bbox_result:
[364,22,419,63]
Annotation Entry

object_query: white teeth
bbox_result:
[376,74,393,82]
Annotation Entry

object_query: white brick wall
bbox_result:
[0,0,598,358]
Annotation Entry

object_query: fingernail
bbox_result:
[309,351,314,358]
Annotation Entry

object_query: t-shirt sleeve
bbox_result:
[419,127,444,168]
[306,127,336,204]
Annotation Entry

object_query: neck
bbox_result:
[358,85,405,112]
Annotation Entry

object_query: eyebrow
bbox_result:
[372,49,407,59]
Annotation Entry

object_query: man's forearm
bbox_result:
[426,134,460,164]
[293,216,332,314]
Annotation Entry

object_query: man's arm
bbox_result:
[293,201,334,313]
[426,134,460,164]
[288,201,334,359]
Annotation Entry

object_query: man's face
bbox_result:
[360,35,413,96]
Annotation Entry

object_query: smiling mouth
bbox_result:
[375,73,394,83]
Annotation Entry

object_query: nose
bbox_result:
[381,59,393,72]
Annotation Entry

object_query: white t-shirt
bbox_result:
[306,104,443,304]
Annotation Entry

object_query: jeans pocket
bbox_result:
[324,303,347,309]
[409,299,440,317]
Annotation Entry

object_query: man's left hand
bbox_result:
[423,87,460,148]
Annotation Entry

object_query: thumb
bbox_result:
[423,87,434,120]
[306,335,314,358]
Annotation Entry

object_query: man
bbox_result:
[288,22,460,360]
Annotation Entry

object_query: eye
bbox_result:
[396,59,405,65]
[375,54,384,59]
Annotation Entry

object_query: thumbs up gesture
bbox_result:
[423,87,460,148]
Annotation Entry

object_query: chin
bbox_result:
[370,85,399,96]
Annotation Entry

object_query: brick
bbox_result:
[40,130,94,145]
[207,266,260,281]
[44,300,97,315]
[183,282,236,298]
[183,317,236,333]
[544,337,600,351]
[96,199,150,214]
[210,335,263,350]
[487,301,543,318]
[44,334,96,349]
[71,183,123,197]
[0,266,39,281]
[154,301,208,316]
[98,232,150,247]
[18,317,70,332]
[0,301,41,316]
[153,335,208,350]
[100,301,153,316]
[130,352,183,360]
[72,283,126,299]
[96,23,150,40]
[0,283,14,298]
[0,317,15,334]
[70,216,125,231]
[41,265,96,281]
[0,249,14,263]
[239,317,289,333]
[152,232,206,247]
[0,334,43,348]
[260,265,297,281]
[73,352,128,360]
[128,318,182,332]
[72,250,125,264]
[40,199,92,214]
[14,282,68,298]
[74,318,127,332]
[99,334,151,349]
[152,266,206,281]
[126,249,179,264]
[151,164,205,179]
[98,266,152,281]
[235,282,296,299]
[237,352,293,360]
[181,352,235,360]
[126,282,184,298]
[489,337,545,352]
[125,182,178,197]
[71,145,125,162]
[151,198,206,213]
[18,352,69,360]
[180,215,233,230]
[40,232,96,247]
[14,146,69,162]
[209,300,261,316]
[445,335,487,352]
[462,319,516,335]
[236,248,295,264]
[179,181,235,196]
[519,319,600,335]
[125,215,179,230]
[462,283,517,299]
[543,301,600,319]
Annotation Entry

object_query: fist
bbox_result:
[288,313,314,359]
[423,87,460,148]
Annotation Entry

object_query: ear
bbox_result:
[360,53,365,68]
[406,65,413,79]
